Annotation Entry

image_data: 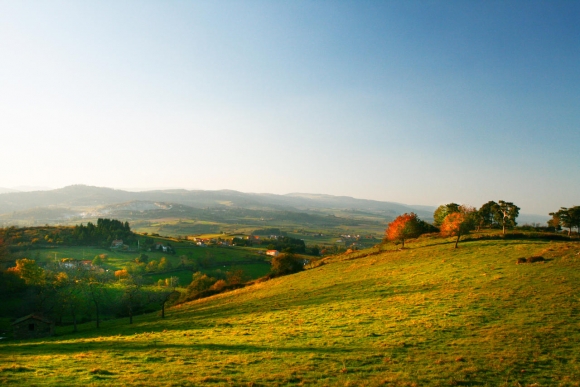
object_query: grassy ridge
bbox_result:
[1,237,579,386]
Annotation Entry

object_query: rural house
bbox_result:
[266,250,280,257]
[12,314,54,340]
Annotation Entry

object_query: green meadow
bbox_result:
[10,242,269,285]
[1,236,579,386]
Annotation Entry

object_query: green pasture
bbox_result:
[146,270,196,286]
[1,236,580,386]
[172,245,265,263]
[146,263,271,287]
[137,220,222,236]
[14,247,182,271]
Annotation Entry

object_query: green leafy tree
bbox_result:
[493,201,520,235]
[187,272,217,293]
[0,271,26,298]
[135,254,149,264]
[271,253,304,276]
[433,203,461,227]
[158,257,173,271]
[54,271,86,332]
[146,260,159,273]
[84,275,109,329]
[549,206,580,236]
[0,238,11,270]
[147,276,180,319]
[7,258,45,285]
[120,274,145,324]
[476,201,498,230]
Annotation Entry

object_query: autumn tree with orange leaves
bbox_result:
[385,213,423,248]
[440,206,476,248]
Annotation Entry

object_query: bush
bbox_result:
[210,279,227,291]
[271,253,304,276]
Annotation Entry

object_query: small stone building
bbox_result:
[12,314,54,340]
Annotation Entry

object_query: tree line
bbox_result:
[0,218,138,252]
[0,256,179,329]
[386,201,579,249]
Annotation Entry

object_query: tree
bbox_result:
[135,254,149,264]
[433,203,461,227]
[271,253,304,276]
[84,275,109,328]
[158,257,173,272]
[120,275,145,324]
[493,201,520,235]
[54,271,86,332]
[7,258,45,285]
[0,238,11,270]
[440,206,476,248]
[547,212,562,232]
[146,260,158,272]
[385,213,424,248]
[549,206,580,236]
[149,277,179,319]
[186,272,217,294]
[475,201,498,230]
[226,269,247,285]
[0,270,26,296]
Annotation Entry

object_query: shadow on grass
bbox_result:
[0,339,360,357]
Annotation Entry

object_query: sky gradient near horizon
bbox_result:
[1,1,579,215]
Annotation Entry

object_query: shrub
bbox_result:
[271,253,304,276]
[210,279,227,291]
[187,272,217,293]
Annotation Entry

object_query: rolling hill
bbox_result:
[1,235,578,385]
[0,185,434,216]
[0,185,436,230]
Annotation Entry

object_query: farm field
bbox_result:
[10,241,269,286]
[1,236,579,386]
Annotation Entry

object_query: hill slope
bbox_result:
[1,237,579,385]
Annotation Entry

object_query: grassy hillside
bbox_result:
[1,236,579,386]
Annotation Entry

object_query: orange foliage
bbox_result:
[385,213,422,248]
[440,211,475,248]
[114,269,129,279]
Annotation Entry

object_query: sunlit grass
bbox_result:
[1,237,580,385]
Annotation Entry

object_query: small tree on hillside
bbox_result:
[271,253,304,276]
[493,201,520,235]
[158,257,173,271]
[440,206,476,248]
[154,278,179,319]
[547,212,562,232]
[476,201,498,230]
[433,203,461,227]
[385,213,424,249]
[120,274,145,324]
[549,206,580,236]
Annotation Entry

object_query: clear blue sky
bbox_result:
[1,1,578,214]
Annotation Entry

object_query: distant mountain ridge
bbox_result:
[0,185,435,225]
[0,187,20,194]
